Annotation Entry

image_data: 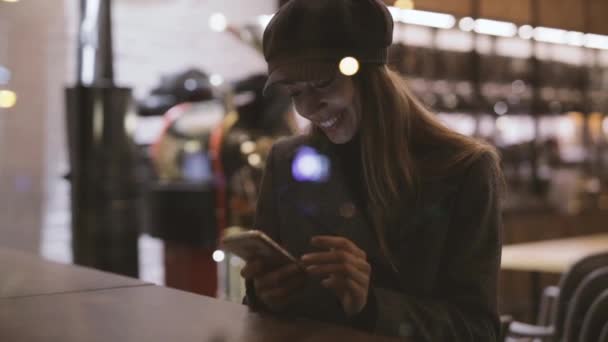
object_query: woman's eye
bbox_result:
[289,89,302,97]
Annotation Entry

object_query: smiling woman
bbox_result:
[282,73,360,144]
[241,0,504,341]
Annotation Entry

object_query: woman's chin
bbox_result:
[324,129,355,144]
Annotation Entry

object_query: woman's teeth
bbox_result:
[319,114,340,128]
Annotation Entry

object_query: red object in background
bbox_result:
[164,242,218,297]
[150,102,227,298]
[209,116,228,239]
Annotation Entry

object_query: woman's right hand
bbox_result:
[241,259,307,312]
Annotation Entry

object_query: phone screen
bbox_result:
[221,231,297,268]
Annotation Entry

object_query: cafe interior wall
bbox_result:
[0,0,273,284]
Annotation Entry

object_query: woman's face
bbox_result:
[283,73,361,144]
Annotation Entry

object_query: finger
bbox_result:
[301,251,369,272]
[345,277,367,301]
[241,259,264,279]
[255,263,302,291]
[310,236,366,259]
[322,277,367,304]
[306,263,369,285]
[321,274,348,294]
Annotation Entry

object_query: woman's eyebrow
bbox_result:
[282,81,305,87]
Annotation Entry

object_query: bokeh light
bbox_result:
[212,250,225,263]
[0,66,10,85]
[0,90,17,108]
[339,57,360,76]
[518,25,534,40]
[184,78,197,91]
[566,31,585,46]
[124,112,138,136]
[210,74,224,87]
[292,146,330,183]
[458,17,475,32]
[494,101,508,116]
[209,13,227,32]
[247,153,262,167]
[511,80,526,94]
[240,141,256,155]
[585,33,608,50]
[400,9,455,29]
[534,27,567,44]
[184,140,201,153]
[393,0,414,10]
[474,19,517,37]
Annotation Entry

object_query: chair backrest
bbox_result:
[552,252,608,340]
[579,289,608,342]
[599,321,608,342]
[562,266,608,342]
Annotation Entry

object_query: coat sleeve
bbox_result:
[243,144,281,310]
[370,153,503,341]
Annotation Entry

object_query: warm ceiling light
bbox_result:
[394,0,414,10]
[534,26,567,44]
[518,25,534,40]
[474,19,517,37]
[247,153,262,167]
[240,141,256,155]
[2,0,20,3]
[585,33,608,50]
[458,17,475,32]
[0,90,17,108]
[400,9,456,29]
[339,57,360,76]
[565,31,585,46]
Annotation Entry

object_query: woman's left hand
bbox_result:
[300,236,371,317]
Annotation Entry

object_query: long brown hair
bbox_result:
[312,65,502,268]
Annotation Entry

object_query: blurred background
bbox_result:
[0,0,607,326]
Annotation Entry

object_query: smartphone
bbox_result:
[221,230,299,268]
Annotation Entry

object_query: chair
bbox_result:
[499,315,513,341]
[599,321,608,342]
[562,267,608,341]
[504,251,608,341]
[579,289,608,342]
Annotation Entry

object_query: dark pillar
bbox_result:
[66,0,139,277]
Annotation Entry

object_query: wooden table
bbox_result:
[501,233,608,274]
[0,285,398,342]
[0,248,149,299]
[0,249,399,341]
[501,233,608,318]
